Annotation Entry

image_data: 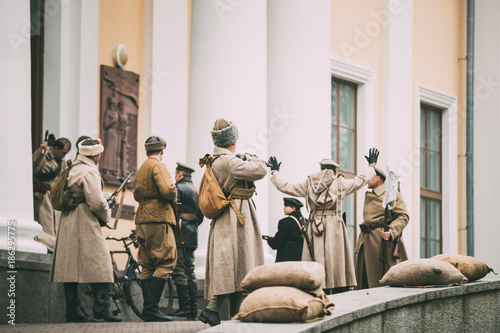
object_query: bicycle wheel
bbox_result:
[158,276,174,316]
[125,263,144,319]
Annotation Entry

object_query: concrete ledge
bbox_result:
[201,274,500,332]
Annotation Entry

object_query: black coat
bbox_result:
[175,176,204,249]
[267,210,304,262]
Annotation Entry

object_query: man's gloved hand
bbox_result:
[268,156,282,172]
[364,148,379,165]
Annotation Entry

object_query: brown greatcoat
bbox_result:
[204,147,267,300]
[50,155,113,283]
[133,156,177,227]
[271,166,376,289]
[354,183,409,289]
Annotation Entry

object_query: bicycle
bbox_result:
[86,230,175,320]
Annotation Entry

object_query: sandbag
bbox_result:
[235,286,333,323]
[380,259,468,287]
[431,254,494,282]
[241,261,325,293]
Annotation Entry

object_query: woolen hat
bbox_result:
[176,162,195,174]
[145,135,167,152]
[211,118,239,148]
[283,197,303,209]
[319,158,340,170]
[78,138,104,156]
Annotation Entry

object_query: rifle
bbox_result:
[382,207,392,274]
[97,170,134,229]
[108,170,134,207]
[298,216,315,262]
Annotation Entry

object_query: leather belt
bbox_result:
[139,199,161,206]
[180,213,196,219]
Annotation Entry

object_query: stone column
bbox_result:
[143,0,189,172]
[267,0,331,239]
[187,0,269,275]
[381,0,414,256]
[0,0,45,253]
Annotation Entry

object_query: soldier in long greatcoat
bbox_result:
[50,138,121,323]
[354,167,409,289]
[32,137,71,251]
[268,149,379,294]
[198,118,267,327]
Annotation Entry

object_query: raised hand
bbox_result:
[364,148,379,165]
[267,156,282,172]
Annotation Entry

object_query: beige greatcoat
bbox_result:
[354,184,409,289]
[204,147,267,300]
[271,166,376,289]
[50,155,113,283]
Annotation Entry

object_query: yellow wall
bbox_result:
[413,0,465,252]
[98,0,145,261]
[331,0,384,146]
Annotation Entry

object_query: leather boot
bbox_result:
[142,277,173,322]
[198,308,220,327]
[171,284,191,318]
[64,283,92,323]
[92,283,122,322]
[189,283,198,320]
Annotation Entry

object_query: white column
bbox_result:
[44,0,99,160]
[381,0,415,257]
[0,0,45,253]
[267,0,331,239]
[473,1,500,271]
[188,0,268,275]
[143,0,189,172]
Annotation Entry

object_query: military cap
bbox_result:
[374,166,386,181]
[145,135,167,152]
[283,197,303,209]
[211,118,239,148]
[78,138,104,156]
[319,158,340,170]
[176,162,195,174]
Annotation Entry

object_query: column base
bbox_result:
[0,217,47,254]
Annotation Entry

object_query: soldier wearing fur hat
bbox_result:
[354,166,409,289]
[263,197,304,262]
[198,118,267,327]
[171,162,204,319]
[50,138,122,323]
[268,149,379,294]
[32,137,71,252]
[133,135,178,322]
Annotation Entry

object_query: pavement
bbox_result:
[0,319,213,333]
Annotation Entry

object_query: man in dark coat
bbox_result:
[171,162,204,319]
[264,197,304,262]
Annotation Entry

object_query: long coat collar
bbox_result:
[76,155,98,170]
[213,146,233,156]
[373,183,386,197]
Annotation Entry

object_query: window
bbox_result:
[331,78,357,249]
[31,0,45,151]
[420,104,442,257]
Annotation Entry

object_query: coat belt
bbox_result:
[139,199,161,206]
[180,213,196,219]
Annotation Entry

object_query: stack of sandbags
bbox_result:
[380,259,469,287]
[235,261,334,323]
[431,253,496,282]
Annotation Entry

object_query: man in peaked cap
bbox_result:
[50,138,121,322]
[133,135,177,322]
[198,118,267,327]
[354,164,409,289]
[268,148,380,294]
[171,162,204,319]
[263,197,305,262]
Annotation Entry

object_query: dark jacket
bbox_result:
[267,210,304,262]
[175,176,204,249]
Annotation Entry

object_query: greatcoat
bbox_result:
[204,147,267,300]
[354,183,409,289]
[271,166,376,289]
[266,210,304,262]
[50,155,113,283]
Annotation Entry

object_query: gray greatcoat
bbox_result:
[354,183,409,289]
[204,147,267,300]
[50,155,113,283]
[271,166,376,289]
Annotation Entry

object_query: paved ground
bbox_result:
[0,320,213,333]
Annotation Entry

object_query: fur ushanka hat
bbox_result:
[211,118,239,148]
[78,138,104,156]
